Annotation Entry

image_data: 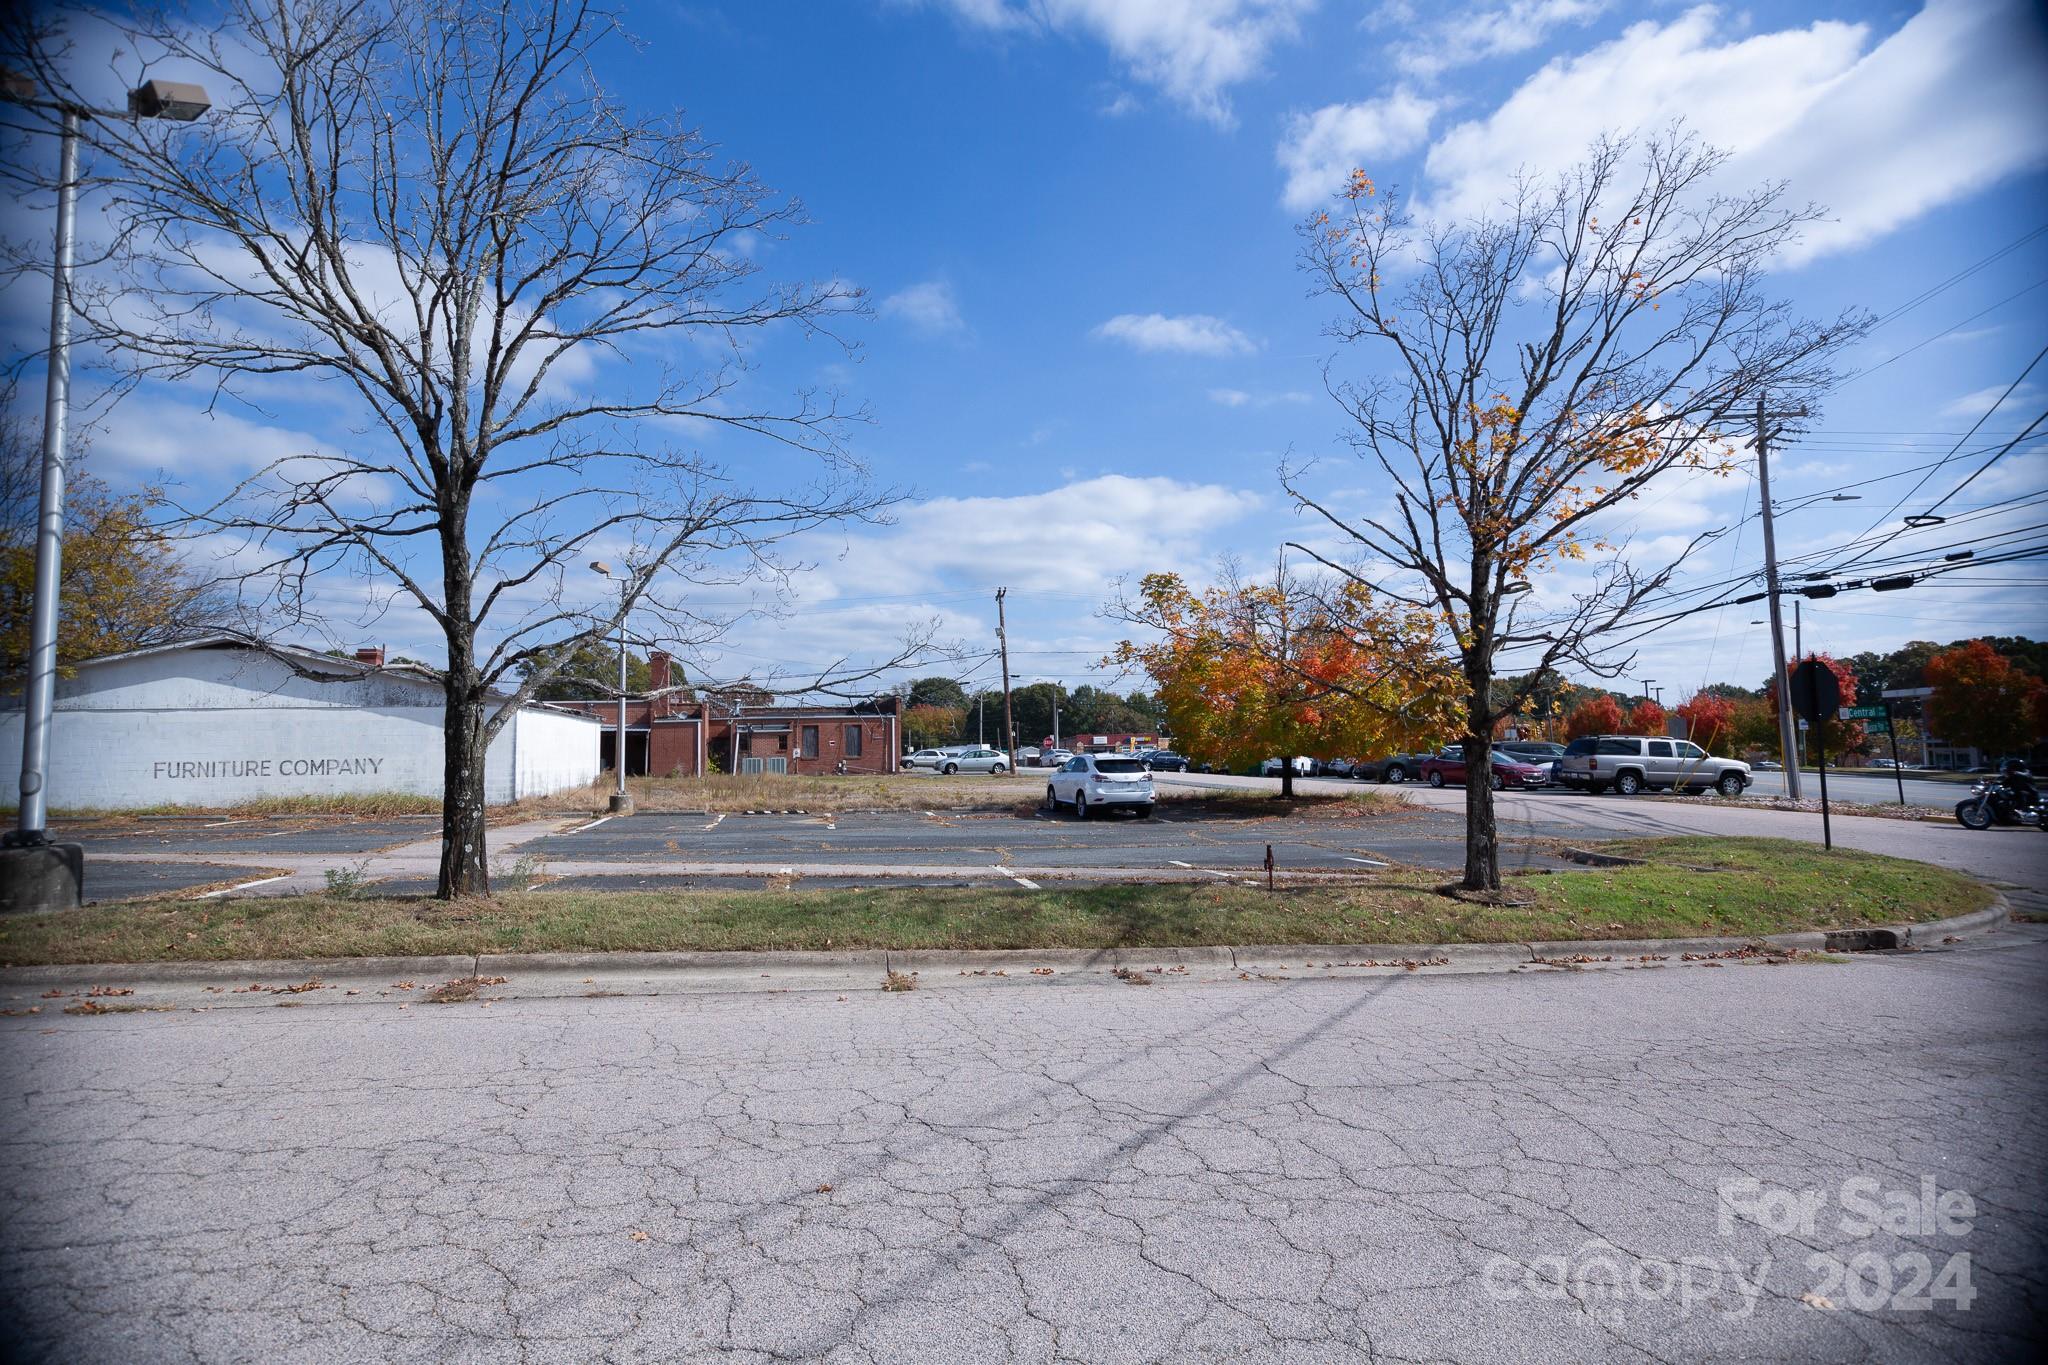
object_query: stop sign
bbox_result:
[1790,660,1841,724]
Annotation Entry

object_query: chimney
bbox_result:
[649,651,671,691]
[355,646,385,667]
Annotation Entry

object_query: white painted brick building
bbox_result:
[1,637,600,811]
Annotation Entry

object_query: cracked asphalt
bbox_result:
[4,930,2044,1361]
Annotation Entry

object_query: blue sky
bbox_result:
[15,0,2048,702]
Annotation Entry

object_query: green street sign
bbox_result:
[1840,705,1888,720]
[1864,721,1891,735]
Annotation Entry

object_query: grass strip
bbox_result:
[0,837,1988,966]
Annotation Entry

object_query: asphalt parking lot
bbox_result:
[39,816,447,905]
[516,805,1591,877]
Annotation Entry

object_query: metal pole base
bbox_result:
[0,842,83,913]
[607,793,636,816]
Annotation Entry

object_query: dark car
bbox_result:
[1140,750,1190,772]
[1323,757,1361,779]
[1353,752,1426,783]
[1420,746,1550,790]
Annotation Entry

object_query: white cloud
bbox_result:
[1941,381,2044,419]
[85,398,336,479]
[921,0,1311,124]
[1094,312,1255,356]
[1208,386,1311,407]
[677,473,1267,685]
[1277,89,1438,210]
[880,280,965,334]
[1415,1,2048,263]
[1390,1,1612,79]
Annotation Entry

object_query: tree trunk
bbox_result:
[1280,758,1296,800]
[1463,671,1500,893]
[436,681,492,897]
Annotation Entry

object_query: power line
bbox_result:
[1922,407,2048,517]
[1817,337,2048,574]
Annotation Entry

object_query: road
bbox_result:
[1741,768,1972,810]
[1154,774,2048,888]
[4,929,2044,1361]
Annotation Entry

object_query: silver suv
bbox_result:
[1557,735,1751,797]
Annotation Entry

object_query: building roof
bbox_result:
[44,633,584,713]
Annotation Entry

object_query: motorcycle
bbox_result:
[1955,778,2046,831]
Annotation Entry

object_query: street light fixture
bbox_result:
[590,561,636,815]
[1771,492,1862,514]
[0,71,213,913]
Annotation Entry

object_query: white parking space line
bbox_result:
[201,818,252,829]
[570,816,612,834]
[1170,860,1195,868]
[702,813,726,832]
[1343,855,1390,866]
[990,865,1042,890]
[194,874,289,899]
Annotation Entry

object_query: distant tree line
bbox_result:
[898,676,1167,751]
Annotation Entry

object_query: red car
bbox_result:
[1420,746,1550,790]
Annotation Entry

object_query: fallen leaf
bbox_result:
[628,1229,651,1242]
[1800,1292,1836,1311]
[816,1184,833,1194]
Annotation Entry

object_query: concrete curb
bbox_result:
[2,894,2013,999]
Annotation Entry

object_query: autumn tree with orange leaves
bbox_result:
[1925,640,2047,757]
[1676,692,1738,755]
[1111,570,1459,800]
[1626,700,1668,737]
[1282,132,1863,889]
[1565,695,1624,740]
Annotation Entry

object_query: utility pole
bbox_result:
[995,588,1016,770]
[1756,394,1804,799]
[1052,688,1061,751]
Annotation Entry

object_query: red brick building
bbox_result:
[557,652,900,777]
[1038,732,1161,754]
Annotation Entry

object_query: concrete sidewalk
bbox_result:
[0,902,2010,1017]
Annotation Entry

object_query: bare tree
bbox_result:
[6,0,910,895]
[1286,132,1865,892]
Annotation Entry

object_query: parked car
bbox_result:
[1258,756,1318,777]
[938,747,1011,776]
[1556,735,1751,796]
[1754,759,1783,771]
[1046,752,1156,818]
[1352,753,1425,783]
[1498,740,1566,784]
[1420,746,1550,790]
[1870,758,1902,769]
[904,749,948,770]
[1140,750,1190,772]
[1322,757,1361,779]
[1039,748,1074,769]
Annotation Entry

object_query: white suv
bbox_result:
[1047,753,1156,818]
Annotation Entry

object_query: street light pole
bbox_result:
[615,579,629,807]
[589,561,635,815]
[8,109,79,850]
[1,77,212,912]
